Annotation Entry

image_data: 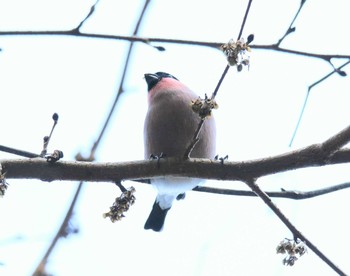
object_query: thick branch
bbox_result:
[1,148,349,183]
[3,124,347,182]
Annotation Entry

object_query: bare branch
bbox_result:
[308,59,350,91]
[1,144,350,183]
[0,144,39,158]
[244,44,350,61]
[289,59,350,146]
[1,31,349,63]
[236,0,253,40]
[75,0,101,31]
[0,30,221,47]
[244,178,346,275]
[1,1,347,273]
[32,1,152,274]
[89,0,151,160]
[184,0,253,158]
[276,0,306,46]
[32,182,83,276]
[194,181,350,199]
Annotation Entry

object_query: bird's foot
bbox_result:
[176,193,186,200]
[149,152,167,168]
[214,154,229,165]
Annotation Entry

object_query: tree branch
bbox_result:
[194,181,350,199]
[251,44,350,61]
[1,145,349,183]
[289,59,350,146]
[88,0,151,160]
[244,178,346,275]
[75,0,101,30]
[184,0,252,158]
[31,1,153,275]
[32,181,83,275]
[276,0,306,46]
[1,31,349,62]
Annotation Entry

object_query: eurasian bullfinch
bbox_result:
[143,72,216,231]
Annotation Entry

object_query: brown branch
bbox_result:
[183,57,231,158]
[0,30,222,48]
[32,181,83,276]
[89,0,151,160]
[244,178,346,275]
[1,31,349,62]
[321,121,350,153]
[32,1,152,275]
[194,181,350,199]
[184,0,253,158]
[1,2,347,273]
[236,0,253,40]
[251,44,350,61]
[0,144,39,158]
[75,0,101,30]
[1,147,350,183]
[3,122,350,181]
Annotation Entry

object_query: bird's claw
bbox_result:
[214,154,229,165]
[149,152,166,168]
[176,193,186,201]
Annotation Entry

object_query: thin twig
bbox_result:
[0,114,58,158]
[211,64,230,99]
[89,0,151,159]
[1,31,349,62]
[308,59,350,92]
[183,119,205,159]
[183,0,253,158]
[32,1,152,274]
[288,90,310,147]
[40,113,59,157]
[276,0,306,46]
[244,178,346,275]
[237,0,253,40]
[75,0,101,30]
[0,145,39,158]
[194,181,350,199]
[289,59,350,146]
[248,44,349,61]
[32,181,83,275]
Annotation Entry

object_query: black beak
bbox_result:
[144,73,160,91]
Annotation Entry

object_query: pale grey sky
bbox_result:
[0,0,349,275]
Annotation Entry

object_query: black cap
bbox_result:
[144,72,178,91]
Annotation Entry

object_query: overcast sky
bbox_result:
[0,0,350,275]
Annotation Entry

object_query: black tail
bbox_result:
[144,201,170,232]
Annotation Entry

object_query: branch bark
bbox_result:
[1,31,349,61]
[1,147,349,183]
[193,182,350,199]
[244,179,347,276]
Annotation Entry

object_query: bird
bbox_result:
[143,72,216,231]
